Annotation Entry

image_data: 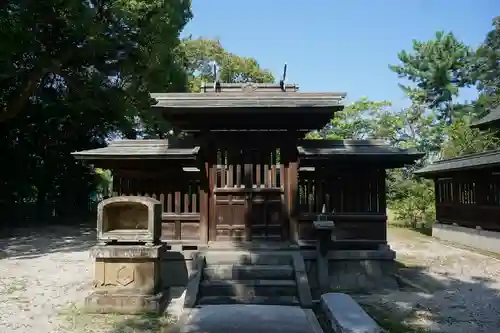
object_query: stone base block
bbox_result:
[328,250,398,292]
[91,244,165,294]
[433,223,500,254]
[85,290,166,314]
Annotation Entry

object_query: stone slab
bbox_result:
[85,290,166,314]
[291,252,313,308]
[183,253,205,308]
[320,293,381,333]
[90,244,165,259]
[172,304,321,333]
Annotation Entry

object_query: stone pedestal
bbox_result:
[85,244,166,314]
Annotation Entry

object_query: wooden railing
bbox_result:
[296,168,387,243]
[297,169,385,214]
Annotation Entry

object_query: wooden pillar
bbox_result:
[207,145,217,242]
[475,172,488,205]
[378,168,387,214]
[378,168,388,242]
[199,157,210,244]
[452,177,459,204]
[434,179,440,222]
[284,143,299,243]
[112,171,120,196]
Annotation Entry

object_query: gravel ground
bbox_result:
[2,226,500,333]
[0,225,179,333]
[0,226,96,333]
[357,228,500,333]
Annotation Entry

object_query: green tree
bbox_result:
[0,0,192,225]
[441,117,500,158]
[389,31,472,122]
[181,38,275,91]
[306,98,392,140]
[472,17,500,110]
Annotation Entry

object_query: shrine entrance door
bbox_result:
[210,146,288,242]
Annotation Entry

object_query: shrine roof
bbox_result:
[71,140,199,160]
[414,149,500,177]
[297,140,424,168]
[471,105,500,129]
[151,91,345,109]
[150,83,345,132]
[297,139,423,156]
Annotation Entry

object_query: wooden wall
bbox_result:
[296,165,387,247]
[435,170,500,231]
[112,168,203,241]
[108,159,389,247]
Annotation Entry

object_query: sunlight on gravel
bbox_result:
[358,228,500,333]
[0,226,177,333]
[0,226,96,333]
[2,226,500,333]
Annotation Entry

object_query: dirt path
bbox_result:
[357,228,500,333]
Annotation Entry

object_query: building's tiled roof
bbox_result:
[297,139,423,156]
[150,92,346,109]
[297,140,424,168]
[414,149,500,177]
[72,140,199,160]
[471,106,500,128]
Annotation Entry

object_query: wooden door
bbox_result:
[210,147,288,242]
[247,188,286,241]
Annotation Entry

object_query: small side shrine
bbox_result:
[415,105,500,254]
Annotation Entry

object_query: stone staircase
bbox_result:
[195,250,312,307]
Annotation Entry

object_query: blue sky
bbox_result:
[183,0,498,108]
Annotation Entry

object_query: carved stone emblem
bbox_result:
[116,265,135,286]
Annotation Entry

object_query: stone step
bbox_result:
[197,295,300,306]
[204,251,293,266]
[199,279,297,298]
[203,264,294,281]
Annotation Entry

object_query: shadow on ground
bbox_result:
[0,222,96,260]
[353,230,500,333]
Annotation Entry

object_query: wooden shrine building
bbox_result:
[415,105,500,254]
[73,83,423,250]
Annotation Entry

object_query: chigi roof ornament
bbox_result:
[213,63,221,92]
[279,63,287,92]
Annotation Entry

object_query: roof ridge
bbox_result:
[434,149,500,164]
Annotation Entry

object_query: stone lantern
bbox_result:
[85,196,166,314]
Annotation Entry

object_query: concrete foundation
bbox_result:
[433,223,500,254]
[160,247,398,304]
[303,248,398,297]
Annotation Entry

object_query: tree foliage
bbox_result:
[473,17,500,109]
[0,2,280,226]
[182,38,275,92]
[1,3,499,232]
[384,24,500,229]
[389,31,472,122]
[309,22,500,230]
[0,0,192,224]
